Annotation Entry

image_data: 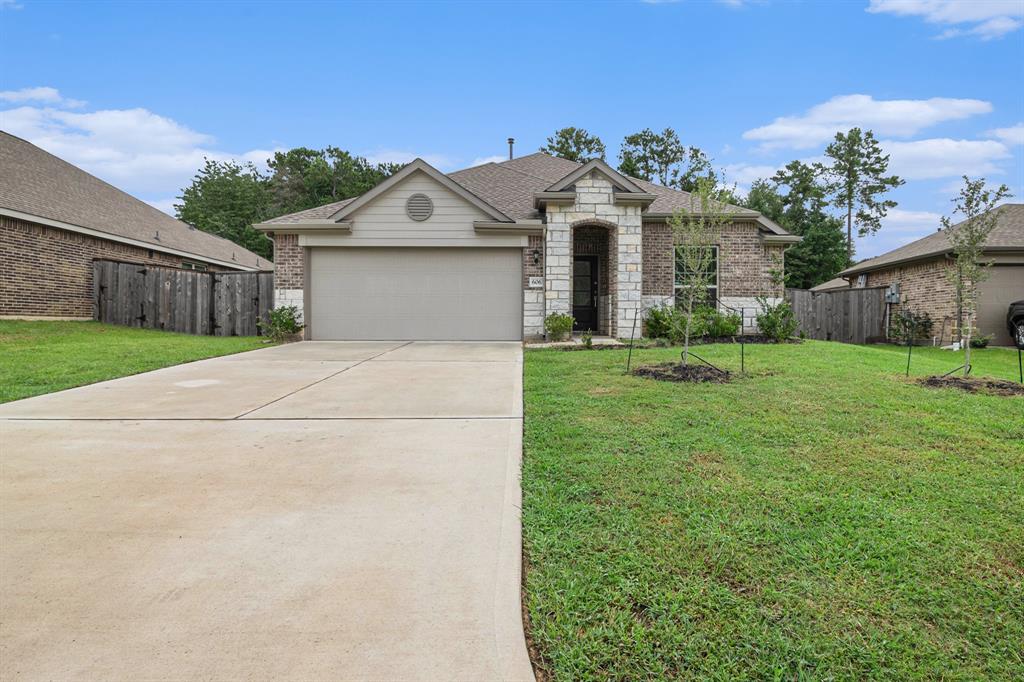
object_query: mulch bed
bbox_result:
[632,362,732,383]
[919,375,1024,397]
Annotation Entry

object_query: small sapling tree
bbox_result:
[670,177,733,364]
[942,176,1012,376]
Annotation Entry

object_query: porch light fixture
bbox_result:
[531,248,541,266]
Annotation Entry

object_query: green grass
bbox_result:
[522,341,1023,681]
[0,320,268,403]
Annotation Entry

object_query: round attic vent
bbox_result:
[406,193,433,221]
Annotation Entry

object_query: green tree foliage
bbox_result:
[744,161,848,289]
[177,147,400,261]
[267,146,400,215]
[941,176,1012,375]
[540,127,606,162]
[174,159,273,260]
[617,127,719,192]
[820,128,904,261]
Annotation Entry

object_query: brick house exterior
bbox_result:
[258,154,799,341]
[836,203,1024,346]
[0,132,271,320]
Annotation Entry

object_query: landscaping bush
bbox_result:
[701,307,742,337]
[544,313,574,341]
[970,334,992,349]
[890,306,934,346]
[755,300,798,342]
[644,305,684,342]
[258,305,304,342]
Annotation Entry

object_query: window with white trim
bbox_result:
[674,245,718,307]
[182,261,208,271]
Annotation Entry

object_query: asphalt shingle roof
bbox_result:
[840,203,1024,276]
[0,131,272,270]
[266,152,778,231]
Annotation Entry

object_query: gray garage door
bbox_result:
[308,247,522,340]
[977,265,1024,346]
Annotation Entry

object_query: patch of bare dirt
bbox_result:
[919,375,1024,397]
[632,363,731,383]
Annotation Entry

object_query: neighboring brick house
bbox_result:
[833,203,1024,346]
[0,132,271,319]
[255,153,799,341]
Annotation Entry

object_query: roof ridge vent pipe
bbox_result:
[508,137,515,160]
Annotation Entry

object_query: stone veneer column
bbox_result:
[615,210,643,337]
[544,212,572,317]
[543,172,643,338]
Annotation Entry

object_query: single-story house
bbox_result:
[256,152,800,341]
[0,131,272,320]
[835,203,1024,346]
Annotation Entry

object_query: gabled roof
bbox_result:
[810,276,851,292]
[840,203,1024,276]
[329,158,511,223]
[544,158,647,194]
[0,131,271,270]
[265,151,793,237]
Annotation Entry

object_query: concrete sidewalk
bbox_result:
[0,342,534,681]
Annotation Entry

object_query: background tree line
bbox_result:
[541,125,903,289]
[175,148,401,260]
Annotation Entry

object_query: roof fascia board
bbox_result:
[612,192,657,206]
[328,158,511,223]
[545,159,647,194]
[474,220,543,236]
[839,247,1024,276]
[1,207,260,271]
[761,234,802,244]
[254,221,352,234]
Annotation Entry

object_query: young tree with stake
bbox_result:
[942,176,1012,376]
[670,177,734,365]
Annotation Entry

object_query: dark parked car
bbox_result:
[1009,300,1024,349]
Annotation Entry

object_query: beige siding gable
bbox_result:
[347,170,490,242]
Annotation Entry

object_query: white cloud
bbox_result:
[0,86,84,108]
[469,155,507,167]
[720,163,780,193]
[0,96,279,201]
[867,0,1024,40]
[360,149,455,170]
[881,207,944,233]
[144,198,178,216]
[856,207,946,257]
[882,138,1011,179]
[743,94,992,149]
[0,0,24,10]
[986,122,1024,145]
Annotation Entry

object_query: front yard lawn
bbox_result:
[523,340,1023,680]
[0,320,268,403]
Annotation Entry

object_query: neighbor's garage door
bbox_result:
[977,265,1024,346]
[308,247,522,340]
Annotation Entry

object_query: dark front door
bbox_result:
[572,256,599,332]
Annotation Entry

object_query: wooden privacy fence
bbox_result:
[786,286,888,344]
[93,260,274,336]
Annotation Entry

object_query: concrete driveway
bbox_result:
[0,341,533,681]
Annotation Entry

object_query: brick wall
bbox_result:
[642,221,785,299]
[864,258,957,332]
[522,234,543,288]
[271,233,304,288]
[1,215,186,318]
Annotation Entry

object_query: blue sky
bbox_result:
[1,0,1022,259]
